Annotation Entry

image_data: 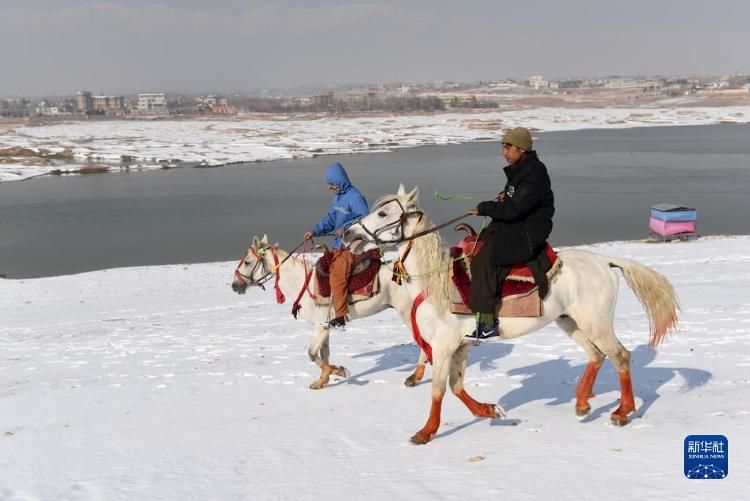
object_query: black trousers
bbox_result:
[468,241,509,314]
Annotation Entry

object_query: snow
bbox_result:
[1,236,749,499]
[0,163,51,182]
[2,106,749,182]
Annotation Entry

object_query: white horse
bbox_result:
[343,185,680,444]
[230,235,429,389]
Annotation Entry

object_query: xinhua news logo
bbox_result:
[684,435,728,479]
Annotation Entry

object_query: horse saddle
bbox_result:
[449,239,561,317]
[314,248,381,303]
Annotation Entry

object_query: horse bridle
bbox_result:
[234,246,275,290]
[350,198,469,246]
[350,198,424,246]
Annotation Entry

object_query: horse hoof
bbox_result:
[332,366,349,379]
[404,376,419,387]
[309,381,326,390]
[410,433,431,445]
[610,414,629,426]
[491,404,506,419]
[576,405,591,417]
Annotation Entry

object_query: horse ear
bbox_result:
[406,186,420,205]
[397,183,406,196]
[261,234,269,245]
[252,235,259,247]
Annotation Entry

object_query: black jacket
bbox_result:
[476,151,555,266]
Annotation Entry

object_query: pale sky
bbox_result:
[2,0,748,96]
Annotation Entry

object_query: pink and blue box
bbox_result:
[649,203,697,238]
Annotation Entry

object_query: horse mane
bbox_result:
[410,209,451,312]
[255,244,305,270]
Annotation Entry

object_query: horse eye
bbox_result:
[244,261,251,266]
[378,211,386,217]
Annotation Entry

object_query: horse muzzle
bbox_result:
[231,280,248,294]
[343,225,371,246]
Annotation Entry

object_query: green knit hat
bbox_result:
[501,127,533,151]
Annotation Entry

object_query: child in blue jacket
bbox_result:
[304,162,369,327]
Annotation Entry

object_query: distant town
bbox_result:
[2,73,750,120]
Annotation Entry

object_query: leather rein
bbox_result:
[351,198,469,246]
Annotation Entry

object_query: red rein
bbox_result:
[291,241,315,319]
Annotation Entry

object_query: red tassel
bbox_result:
[411,292,432,364]
[271,247,286,304]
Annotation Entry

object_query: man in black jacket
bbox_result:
[467,127,555,338]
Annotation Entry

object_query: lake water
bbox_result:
[1,123,748,278]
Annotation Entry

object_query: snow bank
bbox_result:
[1,236,748,499]
[2,106,749,182]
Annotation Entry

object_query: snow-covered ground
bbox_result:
[1,236,748,500]
[2,106,749,182]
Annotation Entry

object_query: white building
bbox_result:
[137,93,168,115]
[35,101,63,116]
[605,78,641,89]
[528,75,548,90]
[489,81,519,89]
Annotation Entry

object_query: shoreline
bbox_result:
[2,106,749,183]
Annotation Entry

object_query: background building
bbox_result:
[137,93,168,115]
[93,95,126,115]
[76,91,93,113]
[528,75,549,90]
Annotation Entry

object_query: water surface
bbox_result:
[1,124,748,278]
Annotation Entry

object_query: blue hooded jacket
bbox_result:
[311,162,369,249]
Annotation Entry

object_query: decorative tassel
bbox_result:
[275,284,286,304]
[270,246,286,304]
[391,240,414,285]
[392,259,411,285]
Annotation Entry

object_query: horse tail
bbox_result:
[607,257,680,348]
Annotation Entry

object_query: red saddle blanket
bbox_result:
[449,242,558,306]
[315,248,381,298]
